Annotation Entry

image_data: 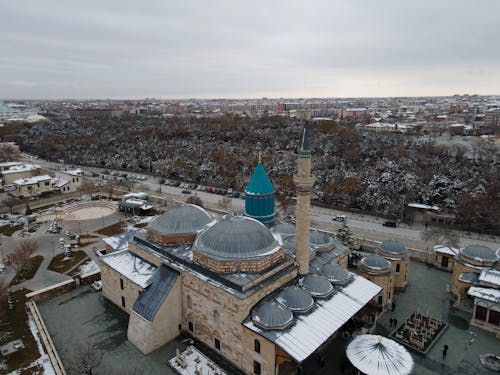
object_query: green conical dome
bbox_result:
[245,163,275,195]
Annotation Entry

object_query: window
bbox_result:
[396,264,400,273]
[178,324,182,331]
[121,296,126,308]
[188,321,194,332]
[214,338,221,350]
[120,278,124,290]
[45,181,50,186]
[253,360,261,375]
[187,295,192,309]
[488,309,500,326]
[213,310,220,324]
[377,295,383,305]
[254,339,261,353]
[475,305,487,321]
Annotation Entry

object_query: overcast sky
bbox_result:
[1,0,499,99]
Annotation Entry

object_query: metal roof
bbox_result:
[272,222,296,237]
[479,269,500,286]
[194,214,281,261]
[132,265,179,322]
[309,230,335,249]
[300,124,311,150]
[299,274,334,298]
[433,245,458,256]
[100,250,156,288]
[244,274,382,363]
[460,245,497,263]
[346,334,414,375]
[276,286,314,314]
[252,301,294,330]
[467,286,500,304]
[321,263,352,285]
[378,240,406,255]
[148,204,214,235]
[361,255,391,271]
[245,162,275,195]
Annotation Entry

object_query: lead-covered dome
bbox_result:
[148,204,213,235]
[309,230,335,251]
[321,263,352,285]
[378,240,407,255]
[276,286,314,314]
[300,274,334,298]
[460,245,497,264]
[361,255,392,271]
[252,301,293,330]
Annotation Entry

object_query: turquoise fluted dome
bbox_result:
[245,162,275,224]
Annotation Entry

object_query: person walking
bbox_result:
[442,344,449,360]
[394,318,398,328]
[389,318,394,327]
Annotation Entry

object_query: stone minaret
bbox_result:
[293,123,315,275]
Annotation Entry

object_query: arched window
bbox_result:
[254,339,261,353]
[214,310,220,324]
[187,295,192,309]
[396,263,400,273]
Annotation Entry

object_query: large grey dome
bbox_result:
[148,204,214,235]
[252,301,293,330]
[460,245,497,263]
[321,263,352,285]
[300,274,334,298]
[361,255,391,271]
[378,240,407,255]
[194,214,281,261]
[276,286,314,314]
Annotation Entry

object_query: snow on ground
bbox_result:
[169,346,227,375]
[79,260,100,274]
[22,313,56,375]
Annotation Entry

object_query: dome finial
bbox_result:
[258,150,262,164]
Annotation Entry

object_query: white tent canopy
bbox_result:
[346,334,414,375]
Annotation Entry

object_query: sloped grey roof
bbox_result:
[194,214,281,261]
[321,263,352,285]
[361,255,391,271]
[276,286,314,314]
[300,274,334,298]
[132,265,179,322]
[378,240,407,254]
[148,204,214,235]
[460,245,497,263]
[252,301,294,330]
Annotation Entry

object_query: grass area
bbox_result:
[0,288,40,373]
[47,250,88,274]
[9,256,44,286]
[0,224,24,237]
[96,221,126,236]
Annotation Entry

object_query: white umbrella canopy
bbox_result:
[346,334,414,375]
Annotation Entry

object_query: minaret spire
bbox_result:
[293,123,315,275]
[258,150,262,164]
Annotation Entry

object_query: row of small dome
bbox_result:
[252,264,353,330]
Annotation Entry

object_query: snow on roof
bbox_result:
[479,269,500,287]
[0,161,23,168]
[467,286,500,304]
[100,249,156,288]
[51,177,69,188]
[433,245,458,256]
[408,203,440,211]
[62,168,83,176]
[244,274,381,363]
[13,174,51,185]
[2,163,41,174]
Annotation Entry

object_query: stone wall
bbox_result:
[242,327,276,375]
[355,270,393,313]
[147,230,196,246]
[192,249,285,273]
[100,261,143,314]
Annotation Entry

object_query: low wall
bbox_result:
[26,270,101,303]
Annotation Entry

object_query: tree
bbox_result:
[336,223,357,249]
[79,181,96,198]
[69,339,103,375]
[104,181,117,199]
[421,227,460,247]
[186,195,203,207]
[0,143,21,162]
[3,239,38,274]
[1,196,21,214]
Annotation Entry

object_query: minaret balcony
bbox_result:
[293,175,315,189]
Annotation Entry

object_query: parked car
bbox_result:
[332,215,346,222]
[3,185,15,192]
[383,220,397,228]
[181,189,192,194]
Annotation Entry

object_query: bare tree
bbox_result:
[0,143,21,162]
[421,227,460,247]
[69,339,104,375]
[3,239,39,274]
[186,195,203,207]
[2,196,21,214]
[104,181,117,200]
[79,181,96,198]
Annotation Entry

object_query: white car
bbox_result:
[91,280,102,291]
[332,215,346,222]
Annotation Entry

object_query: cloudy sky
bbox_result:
[1,0,499,99]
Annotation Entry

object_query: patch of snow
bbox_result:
[80,260,100,274]
[169,346,227,375]
[28,312,56,375]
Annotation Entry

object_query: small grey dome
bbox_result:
[148,204,213,235]
[276,286,314,313]
[252,301,293,330]
[321,263,352,285]
[309,230,334,249]
[460,245,497,263]
[194,214,281,261]
[272,222,296,237]
[379,240,407,255]
[300,274,334,298]
[361,255,391,271]
[458,272,479,285]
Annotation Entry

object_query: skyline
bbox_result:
[1,0,500,99]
